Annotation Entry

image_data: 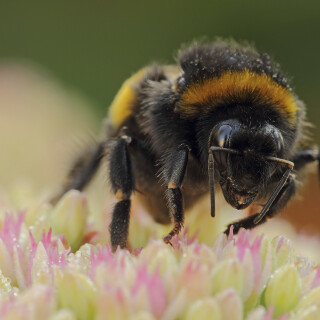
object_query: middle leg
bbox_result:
[108,135,135,251]
[161,144,190,244]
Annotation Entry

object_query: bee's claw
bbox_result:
[163,234,173,247]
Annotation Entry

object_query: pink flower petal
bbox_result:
[132,264,166,318]
[311,266,320,290]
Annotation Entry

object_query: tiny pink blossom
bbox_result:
[170,227,198,249]
[132,264,166,318]
[262,307,289,320]
[311,265,320,290]
[276,235,285,251]
[89,244,128,281]
[27,229,69,286]
[0,212,24,253]
[236,229,263,287]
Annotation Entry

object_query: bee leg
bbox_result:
[162,144,190,245]
[109,135,135,251]
[50,142,104,204]
[225,148,320,235]
[225,175,297,235]
[292,148,320,183]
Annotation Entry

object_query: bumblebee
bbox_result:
[54,41,320,251]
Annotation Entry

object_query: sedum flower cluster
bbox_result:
[1,191,320,320]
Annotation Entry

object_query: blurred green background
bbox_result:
[0,0,319,136]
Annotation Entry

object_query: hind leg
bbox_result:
[51,142,104,204]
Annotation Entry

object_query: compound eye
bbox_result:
[177,76,186,92]
[216,124,232,147]
[263,124,284,155]
[273,130,284,153]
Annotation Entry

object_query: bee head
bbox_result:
[208,119,284,209]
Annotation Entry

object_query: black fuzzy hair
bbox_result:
[177,41,290,89]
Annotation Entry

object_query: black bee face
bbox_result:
[209,119,284,210]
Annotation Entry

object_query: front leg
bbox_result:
[225,175,297,235]
[292,148,320,183]
[161,144,190,245]
[292,149,319,171]
[225,148,319,235]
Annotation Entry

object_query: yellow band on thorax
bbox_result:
[180,70,298,122]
